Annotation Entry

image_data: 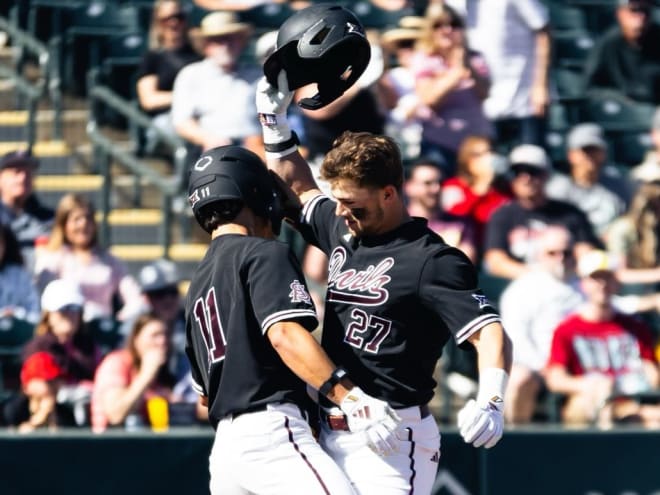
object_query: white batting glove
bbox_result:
[457,368,508,449]
[256,71,294,147]
[340,387,402,455]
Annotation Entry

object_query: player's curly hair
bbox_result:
[196,199,244,234]
[320,131,403,191]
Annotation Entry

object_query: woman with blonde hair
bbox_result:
[605,182,660,285]
[34,193,143,325]
[91,313,175,431]
[412,3,492,176]
[136,0,200,153]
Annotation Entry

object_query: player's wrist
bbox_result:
[476,368,508,412]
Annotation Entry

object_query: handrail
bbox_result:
[86,71,190,257]
[0,15,62,144]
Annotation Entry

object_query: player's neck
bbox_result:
[212,223,249,239]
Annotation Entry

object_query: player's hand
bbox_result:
[256,71,294,117]
[457,398,503,449]
[340,387,402,455]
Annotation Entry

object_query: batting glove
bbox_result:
[340,387,402,455]
[457,368,508,449]
[256,71,295,155]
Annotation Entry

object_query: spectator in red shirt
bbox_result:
[441,135,511,256]
[546,250,660,427]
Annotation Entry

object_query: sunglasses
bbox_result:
[158,12,186,24]
[511,165,546,178]
[628,5,650,15]
[396,39,416,50]
[433,20,464,30]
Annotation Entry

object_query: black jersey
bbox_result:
[300,195,501,408]
[184,234,318,428]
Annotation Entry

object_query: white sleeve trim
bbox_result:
[191,378,205,396]
[301,193,328,225]
[262,309,318,334]
[455,314,502,344]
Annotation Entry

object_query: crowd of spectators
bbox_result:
[1,0,660,431]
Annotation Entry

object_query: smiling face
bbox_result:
[330,179,391,237]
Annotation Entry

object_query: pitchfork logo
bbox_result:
[289,280,312,304]
[471,293,491,309]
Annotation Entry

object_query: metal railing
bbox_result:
[0,15,62,146]
[86,70,189,256]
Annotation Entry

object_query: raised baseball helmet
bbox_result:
[188,146,283,235]
[263,3,371,110]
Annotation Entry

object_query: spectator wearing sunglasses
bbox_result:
[412,3,493,176]
[136,0,201,155]
[584,0,660,104]
[483,144,602,280]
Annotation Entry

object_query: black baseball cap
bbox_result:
[0,150,39,170]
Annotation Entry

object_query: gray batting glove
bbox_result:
[457,398,504,449]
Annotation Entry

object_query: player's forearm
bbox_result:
[265,149,320,200]
[268,321,351,403]
[469,322,512,374]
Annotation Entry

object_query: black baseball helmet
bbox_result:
[188,146,283,235]
[263,3,371,110]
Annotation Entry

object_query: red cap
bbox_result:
[20,352,64,387]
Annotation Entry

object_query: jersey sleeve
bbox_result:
[299,194,340,255]
[184,322,207,398]
[418,248,501,345]
[245,241,318,334]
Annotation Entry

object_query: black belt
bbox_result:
[322,404,431,431]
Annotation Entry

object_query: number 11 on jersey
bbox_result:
[193,287,227,363]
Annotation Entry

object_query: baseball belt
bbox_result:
[321,404,431,431]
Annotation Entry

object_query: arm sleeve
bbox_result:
[135,52,157,80]
[246,241,318,334]
[483,206,510,252]
[419,248,501,345]
[299,194,340,255]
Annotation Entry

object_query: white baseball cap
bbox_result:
[577,250,619,278]
[41,279,85,312]
[508,144,551,171]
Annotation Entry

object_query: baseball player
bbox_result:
[256,71,513,495]
[184,145,401,495]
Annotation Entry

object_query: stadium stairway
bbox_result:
[0,48,205,284]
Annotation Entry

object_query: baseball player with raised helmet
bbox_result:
[254,5,513,494]
[184,145,401,494]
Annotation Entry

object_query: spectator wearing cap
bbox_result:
[1,351,77,432]
[546,123,633,237]
[22,279,101,425]
[171,11,263,156]
[546,250,660,426]
[0,149,54,272]
[583,0,660,104]
[630,106,660,185]
[483,144,602,279]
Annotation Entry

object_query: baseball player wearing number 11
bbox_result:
[184,145,401,495]
[257,70,513,495]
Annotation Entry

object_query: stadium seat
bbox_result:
[547,3,588,33]
[239,3,297,32]
[609,131,653,167]
[0,317,35,396]
[552,31,596,70]
[347,0,413,29]
[582,92,656,132]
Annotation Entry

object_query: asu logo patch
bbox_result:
[289,280,312,304]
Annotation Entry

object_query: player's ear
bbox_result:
[382,185,396,201]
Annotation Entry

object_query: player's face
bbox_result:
[330,179,388,237]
